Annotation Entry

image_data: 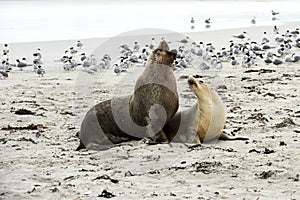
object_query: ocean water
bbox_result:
[0,0,300,43]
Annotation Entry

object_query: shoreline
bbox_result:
[2,0,300,44]
[2,20,300,45]
[1,20,299,64]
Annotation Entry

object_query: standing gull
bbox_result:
[0,70,8,78]
[190,18,195,29]
[70,47,78,57]
[34,48,42,59]
[2,52,9,62]
[205,18,211,24]
[191,17,195,24]
[80,53,87,62]
[37,65,45,77]
[230,57,239,68]
[149,37,156,50]
[262,32,270,43]
[133,41,140,52]
[291,28,299,37]
[293,55,300,62]
[76,40,83,50]
[15,59,28,69]
[273,25,279,33]
[234,31,247,39]
[33,48,43,65]
[33,60,40,72]
[205,18,211,29]
[271,10,280,16]
[3,44,9,55]
[0,60,9,78]
[273,58,283,66]
[113,64,126,75]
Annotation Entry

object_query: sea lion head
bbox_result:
[148,40,177,66]
[187,76,211,102]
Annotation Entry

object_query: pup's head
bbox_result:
[148,41,177,66]
[187,76,210,100]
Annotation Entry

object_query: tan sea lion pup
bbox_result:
[164,76,249,143]
[77,41,178,150]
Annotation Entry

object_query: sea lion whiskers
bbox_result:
[149,48,176,66]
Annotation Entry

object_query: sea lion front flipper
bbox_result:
[144,103,170,144]
[140,137,159,145]
[141,131,169,145]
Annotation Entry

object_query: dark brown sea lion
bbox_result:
[164,76,249,144]
[77,95,141,150]
[129,40,178,143]
[77,41,178,150]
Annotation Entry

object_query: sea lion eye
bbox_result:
[169,49,177,59]
[198,80,204,84]
[170,49,177,55]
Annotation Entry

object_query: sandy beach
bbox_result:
[1,21,300,200]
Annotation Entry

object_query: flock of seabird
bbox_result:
[1,45,45,78]
[1,10,299,79]
[191,10,281,29]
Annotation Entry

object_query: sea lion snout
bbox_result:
[187,77,204,86]
[188,77,196,85]
[150,41,177,66]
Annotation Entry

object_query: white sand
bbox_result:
[1,22,300,199]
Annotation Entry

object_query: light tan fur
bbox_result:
[164,76,248,143]
[190,78,226,142]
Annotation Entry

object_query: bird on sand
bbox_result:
[191,17,195,24]
[76,40,83,49]
[273,58,283,66]
[271,10,280,16]
[205,18,211,24]
[234,31,247,39]
[37,65,45,77]
[0,69,8,78]
[251,17,256,24]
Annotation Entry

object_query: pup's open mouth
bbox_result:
[187,77,196,85]
[188,77,204,85]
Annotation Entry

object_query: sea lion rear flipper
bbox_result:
[219,132,249,141]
